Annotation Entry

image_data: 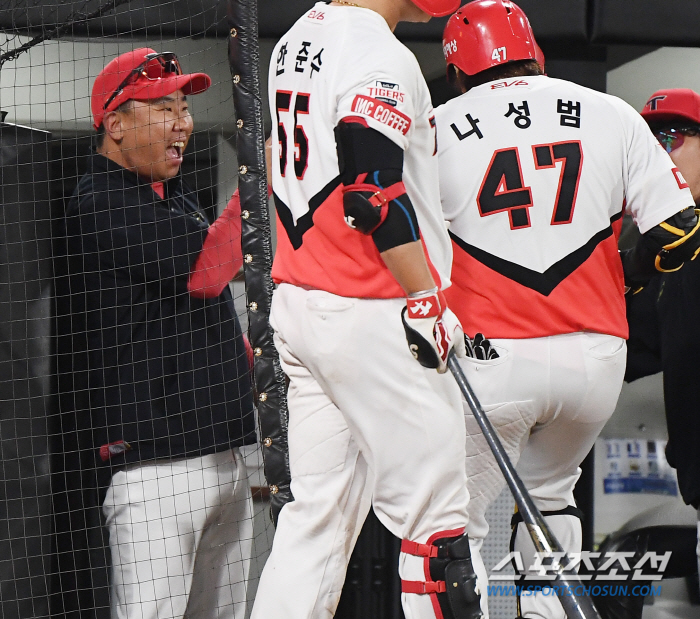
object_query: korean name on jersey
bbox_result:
[268,3,452,299]
[435,75,693,339]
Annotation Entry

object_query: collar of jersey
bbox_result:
[468,72,547,96]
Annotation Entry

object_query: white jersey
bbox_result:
[436,75,694,339]
[269,3,450,298]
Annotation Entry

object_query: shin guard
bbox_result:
[511,506,583,619]
[402,530,483,619]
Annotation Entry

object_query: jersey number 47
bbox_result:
[478,141,583,230]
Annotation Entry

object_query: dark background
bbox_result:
[2,0,700,46]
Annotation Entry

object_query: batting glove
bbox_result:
[464,333,500,360]
[401,288,466,373]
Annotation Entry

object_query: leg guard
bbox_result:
[401,530,483,619]
[511,506,583,619]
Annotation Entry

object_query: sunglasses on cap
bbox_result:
[653,127,700,154]
[103,52,183,112]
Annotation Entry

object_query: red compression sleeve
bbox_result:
[187,189,243,298]
[151,182,165,199]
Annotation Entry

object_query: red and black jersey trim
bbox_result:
[273,174,342,249]
[450,212,623,297]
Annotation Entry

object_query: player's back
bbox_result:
[268,3,449,299]
[436,75,690,339]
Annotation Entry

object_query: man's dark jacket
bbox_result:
[57,153,255,485]
[626,261,700,509]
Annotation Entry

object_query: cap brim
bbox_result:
[412,0,461,17]
[641,109,700,126]
[129,72,212,101]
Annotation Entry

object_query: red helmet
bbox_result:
[412,0,461,18]
[443,0,540,76]
[534,41,545,72]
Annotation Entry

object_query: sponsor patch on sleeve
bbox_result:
[351,95,411,135]
[366,81,405,107]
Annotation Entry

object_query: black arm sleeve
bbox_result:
[335,119,404,183]
[335,120,420,252]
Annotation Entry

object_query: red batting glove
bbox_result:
[401,288,466,373]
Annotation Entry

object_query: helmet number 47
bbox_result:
[492,47,507,62]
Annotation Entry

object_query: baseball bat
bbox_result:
[448,352,602,619]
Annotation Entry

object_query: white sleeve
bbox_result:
[434,103,462,224]
[335,51,417,152]
[624,109,695,234]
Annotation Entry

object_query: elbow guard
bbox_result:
[622,207,700,287]
[335,119,420,251]
[342,176,407,235]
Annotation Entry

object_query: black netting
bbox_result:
[0,2,278,617]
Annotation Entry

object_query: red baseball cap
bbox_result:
[91,48,211,129]
[640,88,700,127]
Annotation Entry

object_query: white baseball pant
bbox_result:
[250,283,473,619]
[460,332,626,619]
[103,448,253,619]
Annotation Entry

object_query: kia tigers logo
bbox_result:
[645,95,667,111]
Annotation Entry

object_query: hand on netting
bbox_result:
[464,333,499,360]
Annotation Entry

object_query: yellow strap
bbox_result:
[655,254,684,272]
[659,221,686,237]
[661,218,700,251]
